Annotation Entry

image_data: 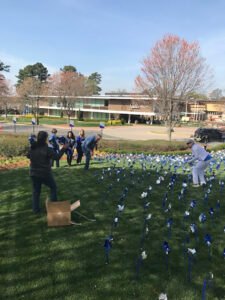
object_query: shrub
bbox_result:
[0,133,28,157]
[121,118,126,125]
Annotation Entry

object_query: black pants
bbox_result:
[31,174,57,213]
[51,159,59,168]
[76,147,83,163]
[67,155,73,166]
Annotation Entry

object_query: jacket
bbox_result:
[27,142,65,177]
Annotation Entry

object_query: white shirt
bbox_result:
[189,144,209,163]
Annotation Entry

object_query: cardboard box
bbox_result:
[46,200,80,227]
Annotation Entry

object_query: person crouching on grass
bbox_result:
[27,131,69,214]
[82,134,102,170]
[186,138,212,187]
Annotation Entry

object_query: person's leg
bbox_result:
[77,147,82,163]
[67,155,71,166]
[56,159,59,168]
[84,151,91,169]
[192,166,199,185]
[31,176,42,213]
[43,174,57,202]
[198,161,210,185]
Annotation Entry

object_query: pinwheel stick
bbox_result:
[188,255,191,282]
[136,257,142,281]
[202,280,213,300]
[166,254,169,271]
[105,249,109,264]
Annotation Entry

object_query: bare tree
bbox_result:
[17,77,43,124]
[135,34,211,140]
[0,75,15,117]
[46,71,92,123]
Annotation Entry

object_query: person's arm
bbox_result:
[47,144,68,160]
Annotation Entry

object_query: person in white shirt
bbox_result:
[186,138,212,187]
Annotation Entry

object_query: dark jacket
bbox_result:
[27,142,65,177]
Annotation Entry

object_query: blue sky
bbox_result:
[1,0,225,93]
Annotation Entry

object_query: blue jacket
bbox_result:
[49,134,59,152]
[82,135,97,153]
[76,136,85,148]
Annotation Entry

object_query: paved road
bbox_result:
[1,123,224,145]
[0,123,114,139]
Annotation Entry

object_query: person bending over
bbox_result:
[27,131,69,214]
[186,138,211,187]
[82,134,102,170]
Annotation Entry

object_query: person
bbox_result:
[186,138,212,187]
[76,129,85,164]
[66,131,76,166]
[82,134,102,170]
[27,131,69,214]
[49,128,60,167]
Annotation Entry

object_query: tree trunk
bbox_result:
[167,99,173,142]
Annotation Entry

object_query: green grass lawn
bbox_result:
[0,158,224,300]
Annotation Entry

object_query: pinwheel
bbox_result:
[187,248,197,282]
[28,134,36,144]
[158,293,167,300]
[209,208,214,227]
[190,223,198,246]
[190,200,196,220]
[136,250,147,281]
[104,236,113,264]
[167,218,173,240]
[182,211,190,229]
[205,234,212,260]
[219,180,224,193]
[163,241,170,270]
[118,205,124,212]
[199,213,206,234]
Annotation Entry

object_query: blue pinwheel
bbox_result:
[28,134,36,144]
[209,208,214,227]
[167,218,173,240]
[205,234,212,260]
[190,223,198,246]
[163,241,170,270]
[104,236,113,264]
[199,213,206,234]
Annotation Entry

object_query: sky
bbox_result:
[1,0,225,94]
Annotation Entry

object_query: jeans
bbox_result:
[31,174,57,213]
[84,151,91,170]
[51,159,59,168]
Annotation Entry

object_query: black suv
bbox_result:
[194,128,223,143]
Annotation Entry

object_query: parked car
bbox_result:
[194,128,223,143]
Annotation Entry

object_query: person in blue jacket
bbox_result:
[49,128,60,167]
[82,133,102,169]
[66,131,76,166]
[76,129,85,164]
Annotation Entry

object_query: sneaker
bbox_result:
[201,183,206,187]
[192,184,200,187]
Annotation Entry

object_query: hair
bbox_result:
[67,131,75,140]
[31,131,48,148]
[79,129,85,138]
[52,128,57,134]
[97,133,102,139]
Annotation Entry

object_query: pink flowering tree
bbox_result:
[135,34,211,140]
